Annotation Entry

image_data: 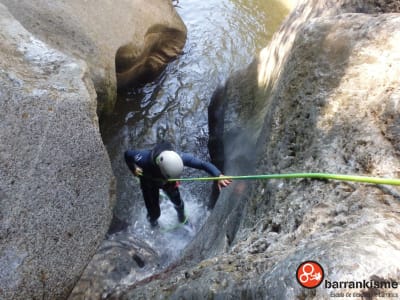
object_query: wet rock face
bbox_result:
[0,0,187,115]
[69,234,159,300]
[0,1,186,298]
[110,1,400,299]
[0,4,114,300]
[116,24,187,90]
[251,12,400,299]
[369,0,400,12]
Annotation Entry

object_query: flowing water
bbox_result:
[99,0,289,287]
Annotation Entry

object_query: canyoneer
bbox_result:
[125,141,232,227]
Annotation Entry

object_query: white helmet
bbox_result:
[156,150,183,179]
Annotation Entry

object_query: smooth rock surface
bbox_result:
[69,233,159,300]
[0,4,114,299]
[0,0,187,114]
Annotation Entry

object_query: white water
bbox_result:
[129,189,207,264]
[99,0,289,290]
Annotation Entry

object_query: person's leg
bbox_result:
[140,180,160,226]
[163,182,186,223]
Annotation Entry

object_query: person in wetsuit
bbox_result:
[125,141,231,227]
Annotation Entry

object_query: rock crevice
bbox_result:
[110,1,400,299]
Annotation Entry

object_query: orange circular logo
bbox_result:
[296,261,324,289]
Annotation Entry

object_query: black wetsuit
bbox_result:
[125,144,221,224]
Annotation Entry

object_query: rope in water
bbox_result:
[168,173,400,186]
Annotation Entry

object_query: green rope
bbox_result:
[168,173,400,186]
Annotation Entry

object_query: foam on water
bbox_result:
[129,187,209,268]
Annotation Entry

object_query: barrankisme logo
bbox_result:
[296,261,324,289]
[296,261,399,298]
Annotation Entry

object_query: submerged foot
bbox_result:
[147,215,159,228]
[178,212,190,224]
[178,213,191,226]
[150,219,159,228]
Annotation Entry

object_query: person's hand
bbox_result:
[134,166,143,177]
[217,174,232,191]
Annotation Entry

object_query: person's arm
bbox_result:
[181,153,231,190]
[181,153,220,176]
